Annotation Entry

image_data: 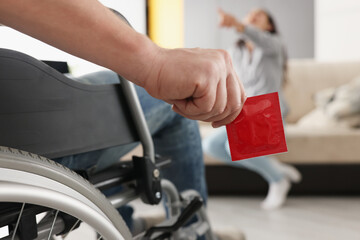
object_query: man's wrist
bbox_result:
[115,32,162,88]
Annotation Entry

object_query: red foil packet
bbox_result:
[226,92,287,161]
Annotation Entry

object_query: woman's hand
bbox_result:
[218,8,237,27]
[143,47,247,127]
[218,8,245,32]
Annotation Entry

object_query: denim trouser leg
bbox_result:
[202,127,284,183]
[55,71,207,230]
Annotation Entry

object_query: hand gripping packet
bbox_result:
[226,92,287,161]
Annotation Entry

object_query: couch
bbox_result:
[279,59,360,164]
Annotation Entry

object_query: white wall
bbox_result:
[100,0,146,34]
[0,0,146,75]
[316,0,360,61]
[184,0,314,59]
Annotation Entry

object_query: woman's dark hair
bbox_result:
[236,9,277,48]
[264,10,288,85]
[265,10,277,34]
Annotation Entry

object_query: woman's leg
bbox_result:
[203,127,284,183]
[203,127,300,210]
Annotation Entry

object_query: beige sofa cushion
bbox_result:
[298,108,360,129]
[277,124,360,164]
[285,60,360,123]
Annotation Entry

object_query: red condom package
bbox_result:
[226,92,287,161]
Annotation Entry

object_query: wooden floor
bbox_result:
[206,196,360,240]
[131,196,360,240]
[13,196,358,240]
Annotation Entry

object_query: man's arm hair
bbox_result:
[0,0,158,86]
[0,0,246,127]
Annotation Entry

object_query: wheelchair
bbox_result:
[0,12,217,240]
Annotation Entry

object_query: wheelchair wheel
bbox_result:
[0,147,132,240]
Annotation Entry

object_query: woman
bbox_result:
[203,8,301,210]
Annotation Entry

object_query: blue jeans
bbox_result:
[55,71,207,231]
[202,127,284,183]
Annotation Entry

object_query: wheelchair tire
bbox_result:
[0,146,132,240]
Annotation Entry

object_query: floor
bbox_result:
[2,196,358,239]
[69,196,360,240]
[129,196,360,240]
[205,196,360,240]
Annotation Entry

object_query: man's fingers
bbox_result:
[172,104,209,120]
[172,85,217,118]
[171,50,246,126]
[214,71,247,126]
[212,108,241,128]
[203,73,242,124]
[172,97,213,118]
[156,47,246,126]
[196,77,227,118]
[172,76,227,121]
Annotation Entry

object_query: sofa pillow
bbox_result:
[324,75,360,119]
[313,87,336,109]
[298,108,360,129]
[298,75,360,129]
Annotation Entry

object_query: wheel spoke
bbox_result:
[47,210,59,240]
[62,219,80,239]
[11,203,25,240]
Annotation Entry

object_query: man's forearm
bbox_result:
[0,0,159,86]
[1,1,247,126]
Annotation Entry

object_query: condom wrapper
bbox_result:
[226,92,287,161]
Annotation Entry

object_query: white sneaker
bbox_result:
[278,163,302,183]
[269,157,302,183]
[261,178,291,210]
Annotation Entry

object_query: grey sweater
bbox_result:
[228,25,289,116]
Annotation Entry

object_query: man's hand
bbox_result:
[143,48,246,127]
